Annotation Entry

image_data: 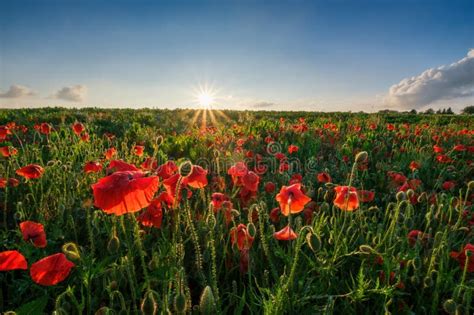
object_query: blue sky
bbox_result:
[1,0,473,111]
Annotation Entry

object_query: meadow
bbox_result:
[0,107,473,314]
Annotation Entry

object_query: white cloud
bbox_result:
[386,49,474,109]
[0,85,35,98]
[52,85,87,102]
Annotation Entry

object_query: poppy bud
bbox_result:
[396,191,406,202]
[406,189,415,199]
[178,161,192,177]
[141,290,158,315]
[417,192,427,203]
[107,235,120,254]
[174,292,187,314]
[359,245,374,255]
[442,299,457,315]
[468,181,474,190]
[4,312,16,315]
[62,242,81,261]
[355,151,368,163]
[368,206,379,211]
[109,280,118,290]
[246,223,257,238]
[412,256,422,270]
[323,191,331,202]
[306,232,321,252]
[199,286,216,315]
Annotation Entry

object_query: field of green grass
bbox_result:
[0,108,473,314]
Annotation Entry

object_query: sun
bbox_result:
[197,92,214,108]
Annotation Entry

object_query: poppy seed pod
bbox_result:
[355,151,368,163]
[199,286,216,315]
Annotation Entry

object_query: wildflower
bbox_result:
[450,244,474,272]
[230,224,254,251]
[107,160,139,173]
[288,144,299,154]
[317,172,332,183]
[211,193,228,211]
[0,250,28,271]
[185,165,208,189]
[333,186,359,211]
[273,225,297,241]
[30,253,75,286]
[0,146,18,158]
[104,147,117,160]
[358,190,375,203]
[92,171,159,215]
[264,181,276,193]
[134,145,145,157]
[84,161,103,174]
[16,164,44,179]
[72,122,85,135]
[20,221,47,248]
[275,183,311,216]
[137,199,163,228]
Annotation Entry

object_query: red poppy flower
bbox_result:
[30,253,75,286]
[242,171,259,192]
[211,193,228,211]
[264,182,276,193]
[40,123,52,135]
[156,161,178,179]
[409,161,420,172]
[333,186,359,211]
[442,181,455,190]
[104,147,117,160]
[72,122,85,135]
[273,225,297,241]
[288,145,299,154]
[358,190,375,203]
[0,250,28,271]
[386,123,395,131]
[84,161,103,174]
[269,207,280,223]
[20,221,47,248]
[141,157,158,171]
[450,244,474,272]
[92,171,159,215]
[228,162,248,184]
[407,230,429,247]
[0,125,11,140]
[137,198,163,228]
[317,172,332,183]
[436,155,453,163]
[275,183,311,216]
[230,224,254,251]
[185,165,208,189]
[133,145,144,157]
[81,133,90,142]
[0,146,18,158]
[433,145,443,153]
[453,144,466,152]
[107,160,139,173]
[16,164,44,179]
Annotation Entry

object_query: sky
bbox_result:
[1,0,473,112]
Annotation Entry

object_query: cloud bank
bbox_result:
[386,49,474,109]
[0,85,35,98]
[53,85,87,102]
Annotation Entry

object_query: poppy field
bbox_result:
[0,108,473,314]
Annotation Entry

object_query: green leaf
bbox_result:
[16,296,48,315]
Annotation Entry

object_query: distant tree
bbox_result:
[409,109,417,114]
[461,106,474,114]
[425,108,435,115]
[446,107,454,115]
